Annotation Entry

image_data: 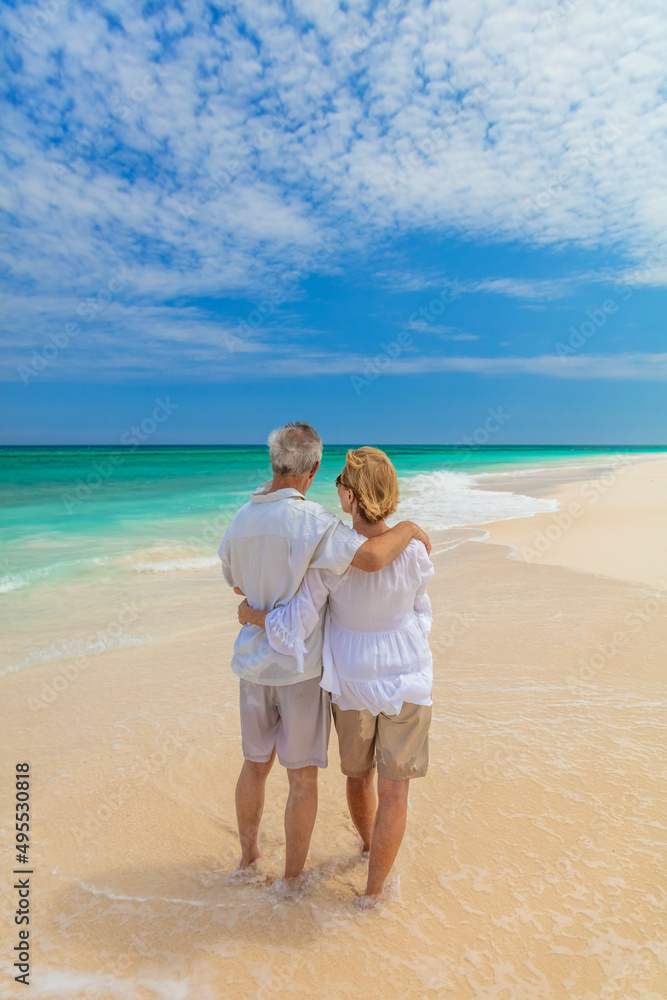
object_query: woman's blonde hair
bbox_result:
[341,447,399,524]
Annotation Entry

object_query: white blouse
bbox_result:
[265,538,434,716]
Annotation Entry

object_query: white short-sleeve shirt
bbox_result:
[219,482,365,686]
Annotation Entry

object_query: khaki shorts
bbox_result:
[332,701,431,780]
[239,675,330,769]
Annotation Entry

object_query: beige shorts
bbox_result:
[332,701,431,781]
[239,675,331,769]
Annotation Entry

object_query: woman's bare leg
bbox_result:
[365,776,409,897]
[346,772,377,852]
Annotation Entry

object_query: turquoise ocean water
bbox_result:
[1,445,664,676]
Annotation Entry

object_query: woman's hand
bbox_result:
[238,599,268,629]
[237,598,252,623]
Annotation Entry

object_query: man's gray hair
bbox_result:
[268,422,323,476]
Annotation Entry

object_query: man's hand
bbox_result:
[351,520,431,571]
[233,586,245,596]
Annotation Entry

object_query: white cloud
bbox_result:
[405,322,479,340]
[2,0,667,379]
[257,351,667,382]
[470,277,574,300]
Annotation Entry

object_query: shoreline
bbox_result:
[474,453,667,590]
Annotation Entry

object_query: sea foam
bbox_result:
[130,555,220,573]
[394,469,559,530]
[0,631,151,679]
[0,556,105,593]
[119,544,220,574]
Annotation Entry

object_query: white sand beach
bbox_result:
[1,456,666,998]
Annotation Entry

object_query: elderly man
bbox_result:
[219,421,430,881]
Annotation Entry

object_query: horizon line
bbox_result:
[2,443,666,450]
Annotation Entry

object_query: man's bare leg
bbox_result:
[346,772,377,852]
[284,765,319,879]
[365,776,410,898]
[235,750,276,868]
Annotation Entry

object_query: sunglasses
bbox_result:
[335,474,352,490]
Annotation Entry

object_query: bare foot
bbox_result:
[356,836,370,857]
[227,859,267,884]
[238,848,261,869]
[266,870,315,903]
[354,891,383,910]
[348,846,369,869]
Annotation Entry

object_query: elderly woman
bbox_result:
[238,446,434,904]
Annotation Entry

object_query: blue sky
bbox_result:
[1,0,666,444]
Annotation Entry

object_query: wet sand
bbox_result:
[1,458,666,998]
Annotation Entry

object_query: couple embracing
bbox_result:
[219,422,434,905]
